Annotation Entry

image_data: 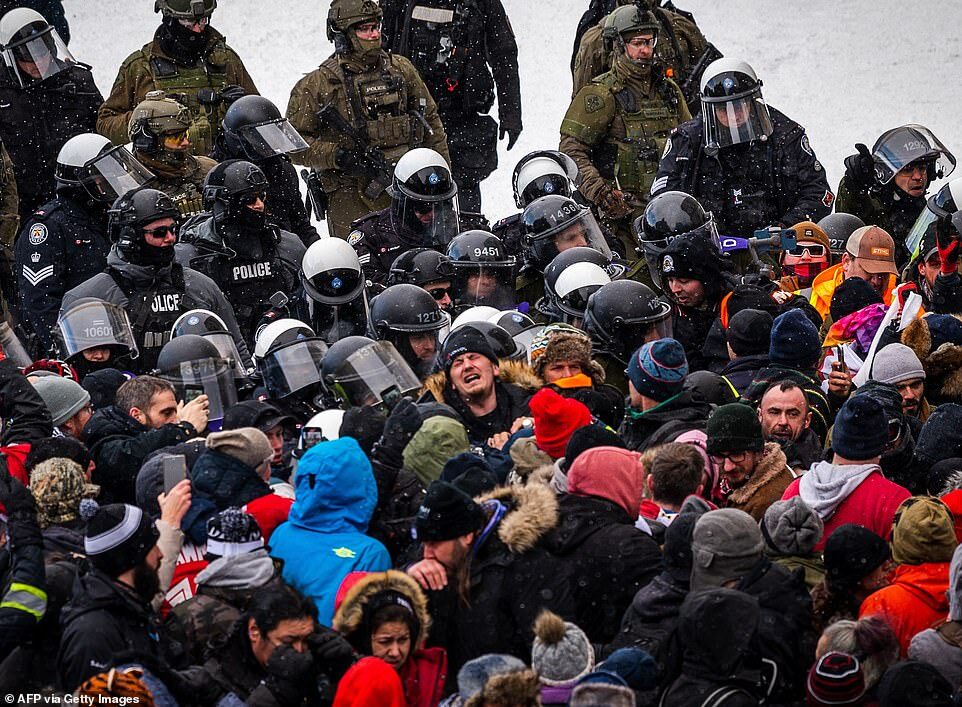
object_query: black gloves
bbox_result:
[499,119,522,151]
[309,628,357,697]
[0,467,41,550]
[372,397,423,470]
[265,644,316,704]
[843,143,878,191]
[220,84,246,105]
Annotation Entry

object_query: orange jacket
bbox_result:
[809,263,895,320]
[859,562,950,655]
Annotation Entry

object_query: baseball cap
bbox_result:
[845,226,897,275]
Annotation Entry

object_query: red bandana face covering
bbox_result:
[782,258,828,286]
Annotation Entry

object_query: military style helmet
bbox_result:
[108,188,180,265]
[129,90,191,154]
[584,279,672,360]
[155,0,217,19]
[202,159,269,227]
[222,95,308,161]
[602,5,659,43]
[387,248,455,288]
[327,0,382,53]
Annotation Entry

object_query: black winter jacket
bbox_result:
[619,391,711,452]
[442,380,531,444]
[722,354,771,396]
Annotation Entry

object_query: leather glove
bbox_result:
[308,628,357,682]
[334,146,365,174]
[265,643,316,704]
[372,397,423,470]
[499,119,522,151]
[0,468,42,550]
[220,84,246,105]
[598,187,632,220]
[937,218,960,275]
[843,143,877,191]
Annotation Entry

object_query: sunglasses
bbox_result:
[426,286,451,301]
[178,16,210,28]
[240,191,267,206]
[787,243,827,257]
[142,225,177,238]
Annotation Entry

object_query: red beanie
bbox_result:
[941,490,962,544]
[529,388,592,459]
[568,446,645,517]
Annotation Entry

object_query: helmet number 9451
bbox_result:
[473,247,501,257]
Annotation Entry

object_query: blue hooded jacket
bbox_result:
[268,437,390,624]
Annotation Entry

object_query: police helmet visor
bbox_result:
[529,209,611,269]
[260,338,329,399]
[303,266,365,306]
[552,261,611,318]
[311,296,371,345]
[393,193,461,248]
[81,146,153,202]
[201,332,249,381]
[58,300,139,360]
[4,22,74,87]
[872,125,956,185]
[329,340,421,409]
[451,264,517,310]
[639,214,720,255]
[520,174,572,206]
[159,356,237,430]
[235,119,308,159]
[702,93,773,151]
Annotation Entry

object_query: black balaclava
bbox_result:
[159,16,210,64]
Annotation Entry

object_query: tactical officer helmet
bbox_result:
[258,333,329,403]
[869,124,956,186]
[171,309,249,381]
[156,334,237,430]
[817,212,865,257]
[58,298,139,363]
[636,190,719,290]
[203,159,269,229]
[368,284,447,376]
[108,188,180,266]
[155,0,216,19]
[699,58,773,153]
[56,134,153,202]
[512,151,579,209]
[456,321,525,360]
[446,230,517,310]
[301,237,366,306]
[390,148,460,248]
[253,318,315,363]
[327,0,382,53]
[129,90,192,155]
[602,5,659,50]
[0,7,75,88]
[222,95,308,161]
[905,177,962,258]
[541,247,613,325]
[321,337,420,411]
[521,195,611,273]
[387,248,455,288]
[583,279,672,360]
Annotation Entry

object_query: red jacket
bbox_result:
[333,657,407,707]
[782,470,909,551]
[400,647,447,707]
[859,562,951,655]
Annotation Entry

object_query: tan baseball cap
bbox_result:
[845,225,897,275]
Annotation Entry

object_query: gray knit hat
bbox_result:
[762,496,824,556]
[691,508,765,590]
[871,343,926,385]
[31,376,90,427]
[531,610,595,686]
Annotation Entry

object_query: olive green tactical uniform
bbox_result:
[0,141,18,266]
[561,52,689,260]
[97,28,258,157]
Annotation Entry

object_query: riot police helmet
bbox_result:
[56,134,153,203]
[905,177,962,257]
[58,298,139,363]
[295,409,345,458]
[583,279,672,359]
[699,58,773,153]
[389,148,460,248]
[387,248,455,288]
[253,318,316,363]
[541,247,613,325]
[203,159,269,229]
[456,321,525,360]
[446,230,517,310]
[222,95,308,161]
[817,212,865,258]
[512,150,579,209]
[521,195,611,272]
[870,124,956,186]
[256,322,329,402]
[172,308,249,380]
[322,337,420,411]
[368,283,447,377]
[0,7,76,87]
[156,334,237,431]
[301,237,366,306]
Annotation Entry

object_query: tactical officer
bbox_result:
[15,133,152,351]
[286,0,448,238]
[347,148,460,286]
[653,58,833,239]
[381,0,522,214]
[492,149,580,257]
[368,283,447,379]
[837,124,955,268]
[0,140,16,296]
[213,95,318,246]
[128,90,216,217]
[560,5,690,260]
[60,187,248,373]
[539,246,612,326]
[176,159,306,344]
[295,237,371,343]
[571,0,714,111]
[97,0,258,157]
[387,247,456,314]
[446,229,517,312]
[0,7,102,223]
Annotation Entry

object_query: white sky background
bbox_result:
[68,0,962,224]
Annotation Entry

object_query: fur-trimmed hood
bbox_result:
[332,570,432,650]
[902,314,962,401]
[476,483,560,554]
[421,358,543,404]
[464,668,541,707]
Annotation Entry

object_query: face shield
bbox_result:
[309,293,370,345]
[58,300,139,361]
[199,331,250,380]
[81,146,153,202]
[159,357,238,432]
[550,261,611,321]
[702,93,773,151]
[3,22,75,88]
[391,192,461,248]
[451,263,517,311]
[259,338,329,400]
[528,210,611,271]
[872,125,956,185]
[235,119,308,159]
[328,340,421,410]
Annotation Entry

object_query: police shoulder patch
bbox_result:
[584,94,604,114]
[662,138,673,159]
[347,230,364,246]
[800,135,813,156]
[28,223,48,246]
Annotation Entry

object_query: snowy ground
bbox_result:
[67,0,962,226]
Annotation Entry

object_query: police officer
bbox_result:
[540,246,612,326]
[387,247,456,314]
[653,58,834,239]
[571,0,713,110]
[177,159,306,345]
[212,94,318,246]
[128,90,216,218]
[837,124,955,268]
[0,7,102,223]
[447,229,517,312]
[295,236,371,343]
[16,133,152,350]
[560,5,690,260]
[347,147,460,286]
[286,0,449,238]
[368,283,447,379]
[59,187,248,373]
[381,0,522,214]
[0,140,17,300]
[97,0,258,157]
